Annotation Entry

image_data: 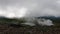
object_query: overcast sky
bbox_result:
[0,0,60,18]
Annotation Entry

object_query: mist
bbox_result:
[0,0,59,26]
[0,0,60,18]
[21,18,54,26]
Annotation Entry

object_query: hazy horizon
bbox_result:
[0,0,60,18]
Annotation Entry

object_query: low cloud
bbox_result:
[0,0,57,26]
[0,0,60,18]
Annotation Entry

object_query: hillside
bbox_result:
[0,17,60,34]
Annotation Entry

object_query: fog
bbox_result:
[0,0,60,18]
[21,18,54,26]
[0,0,59,26]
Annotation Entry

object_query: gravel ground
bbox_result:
[0,24,60,34]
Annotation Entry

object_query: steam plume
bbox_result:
[0,0,59,26]
[21,18,54,26]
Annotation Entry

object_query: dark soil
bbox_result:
[0,24,60,34]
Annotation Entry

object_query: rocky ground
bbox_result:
[0,24,60,34]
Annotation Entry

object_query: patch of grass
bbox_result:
[0,17,26,25]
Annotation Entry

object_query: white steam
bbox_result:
[37,19,53,26]
[21,18,54,26]
[0,0,58,26]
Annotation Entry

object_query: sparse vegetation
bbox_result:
[0,17,26,25]
[0,17,60,34]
